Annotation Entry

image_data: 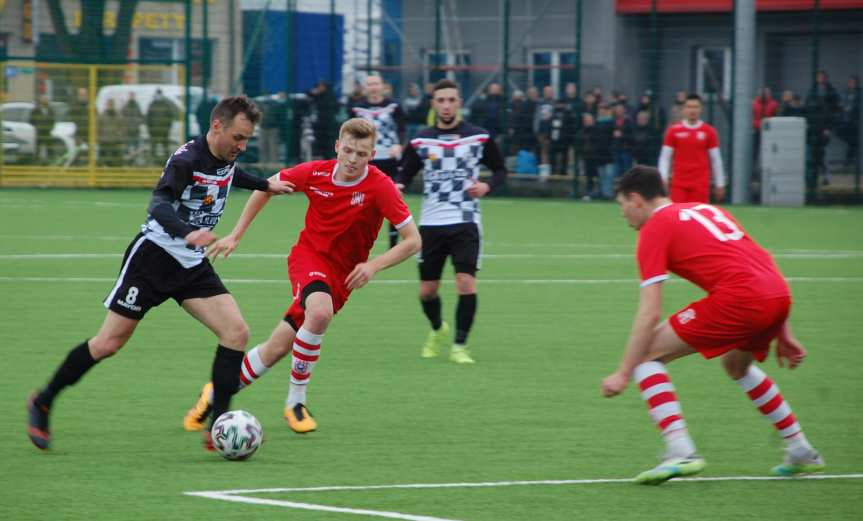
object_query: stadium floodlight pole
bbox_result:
[184,0,192,142]
[501,0,510,156]
[285,0,295,163]
[434,0,442,79]
[367,0,373,72]
[574,0,581,89]
[202,0,209,105]
[731,0,755,204]
[330,0,337,89]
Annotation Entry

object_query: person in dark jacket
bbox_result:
[30,95,55,164]
[838,74,860,167]
[147,88,179,163]
[593,102,616,199]
[471,82,505,141]
[630,110,662,167]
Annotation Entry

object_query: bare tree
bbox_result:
[45,0,139,63]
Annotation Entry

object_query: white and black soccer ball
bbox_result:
[211,410,263,460]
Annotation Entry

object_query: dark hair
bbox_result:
[433,79,459,93]
[615,165,667,200]
[210,95,262,126]
[685,93,702,103]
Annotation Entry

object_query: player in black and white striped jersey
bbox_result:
[397,79,507,364]
[26,96,294,452]
[349,75,406,247]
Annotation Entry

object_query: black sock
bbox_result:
[421,296,443,330]
[36,340,98,409]
[389,224,398,248]
[455,293,477,344]
[210,344,244,428]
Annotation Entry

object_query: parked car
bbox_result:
[0,101,76,163]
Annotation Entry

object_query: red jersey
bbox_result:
[637,202,789,300]
[663,121,719,190]
[279,160,413,273]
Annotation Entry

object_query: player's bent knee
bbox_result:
[219,321,250,349]
[89,336,128,359]
[304,306,333,328]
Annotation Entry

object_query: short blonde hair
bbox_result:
[339,117,377,143]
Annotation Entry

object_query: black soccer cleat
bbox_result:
[27,393,51,450]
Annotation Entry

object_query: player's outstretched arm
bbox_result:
[207,174,277,261]
[602,283,663,397]
[345,220,421,290]
[776,320,806,369]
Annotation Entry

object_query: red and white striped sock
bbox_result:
[287,327,323,407]
[237,345,269,390]
[736,365,808,448]
[634,361,696,458]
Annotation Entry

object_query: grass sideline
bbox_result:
[1,189,862,521]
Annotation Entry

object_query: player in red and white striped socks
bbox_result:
[633,362,697,461]
[602,167,824,485]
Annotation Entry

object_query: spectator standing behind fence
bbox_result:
[838,75,860,168]
[780,93,806,118]
[30,95,55,164]
[631,110,661,167]
[98,99,124,167]
[508,89,536,158]
[612,102,634,177]
[260,92,287,165]
[594,103,617,199]
[403,83,428,141]
[68,87,90,155]
[752,87,779,161]
[196,95,219,136]
[534,86,556,168]
[148,88,178,164]
[668,90,688,126]
[471,82,505,144]
[549,99,573,175]
[805,71,840,185]
[658,94,725,203]
[121,93,144,161]
[577,112,599,199]
[633,91,665,131]
[308,82,340,160]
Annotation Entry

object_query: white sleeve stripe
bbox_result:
[394,215,413,230]
[708,147,725,187]
[640,274,669,287]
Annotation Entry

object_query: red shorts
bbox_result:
[284,246,351,328]
[670,183,709,203]
[669,294,791,362]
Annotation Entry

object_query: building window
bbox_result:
[531,50,576,99]
[423,50,471,93]
[696,46,731,100]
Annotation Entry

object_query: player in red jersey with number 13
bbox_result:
[601,165,824,485]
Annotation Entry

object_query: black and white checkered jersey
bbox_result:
[349,98,405,160]
[142,135,267,268]
[398,121,506,226]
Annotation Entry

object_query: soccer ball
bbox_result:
[210,410,263,460]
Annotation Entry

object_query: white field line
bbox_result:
[2,251,863,260]
[1,276,862,285]
[184,474,863,521]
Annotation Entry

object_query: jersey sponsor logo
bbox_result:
[697,131,706,140]
[678,308,696,324]
[309,271,327,278]
[351,191,365,206]
[675,132,689,139]
[312,170,330,177]
[202,195,215,205]
[309,186,334,198]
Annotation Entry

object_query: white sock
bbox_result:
[286,383,307,408]
[286,327,323,407]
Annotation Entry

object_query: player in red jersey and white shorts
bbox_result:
[601,165,824,485]
[658,94,725,203]
[183,118,420,434]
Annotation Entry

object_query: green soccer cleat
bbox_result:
[421,322,450,358]
[449,344,475,364]
[772,450,826,477]
[634,455,706,485]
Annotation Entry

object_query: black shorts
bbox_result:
[418,223,481,281]
[102,234,229,320]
